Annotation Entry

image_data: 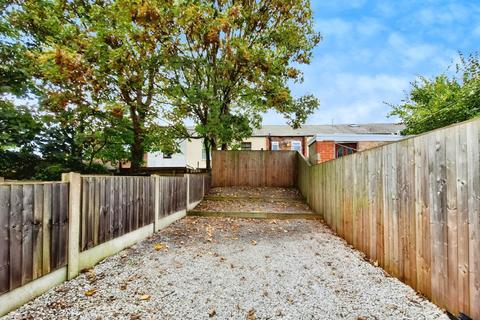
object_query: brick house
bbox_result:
[308,133,406,164]
[145,123,405,169]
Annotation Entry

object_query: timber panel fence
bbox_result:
[297,118,480,319]
[0,182,69,295]
[80,176,155,251]
[0,173,209,316]
[212,150,297,187]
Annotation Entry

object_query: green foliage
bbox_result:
[2,0,321,176]
[0,101,40,151]
[390,53,480,135]
[163,0,321,166]
[7,0,181,171]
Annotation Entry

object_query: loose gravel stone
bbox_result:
[3,217,448,320]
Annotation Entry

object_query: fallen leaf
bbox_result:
[208,308,216,317]
[247,308,256,320]
[139,294,151,301]
[84,289,97,296]
[154,243,165,251]
[251,240,257,245]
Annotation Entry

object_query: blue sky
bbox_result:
[264,0,480,125]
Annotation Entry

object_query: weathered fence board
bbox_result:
[0,182,68,295]
[157,176,187,217]
[297,117,480,319]
[212,151,297,187]
[79,176,154,251]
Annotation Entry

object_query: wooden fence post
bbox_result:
[62,172,81,280]
[186,174,190,208]
[154,175,160,232]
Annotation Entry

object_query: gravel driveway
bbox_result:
[4,217,447,320]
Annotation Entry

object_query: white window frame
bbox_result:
[271,141,279,151]
[291,140,302,152]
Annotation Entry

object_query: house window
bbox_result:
[202,147,207,160]
[291,140,302,153]
[335,143,357,158]
[241,142,252,150]
[163,152,172,159]
[271,141,279,150]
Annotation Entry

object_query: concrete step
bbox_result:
[203,195,306,202]
[187,210,322,220]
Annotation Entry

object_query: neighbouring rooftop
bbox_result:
[251,123,405,137]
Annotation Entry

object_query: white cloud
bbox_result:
[315,17,384,41]
[272,72,411,125]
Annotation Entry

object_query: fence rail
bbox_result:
[212,150,297,187]
[297,118,480,319]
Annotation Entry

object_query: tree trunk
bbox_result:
[221,143,228,150]
[204,138,211,171]
[130,106,144,173]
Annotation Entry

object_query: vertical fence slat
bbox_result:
[42,184,52,275]
[9,185,23,290]
[467,121,480,320]
[32,184,43,280]
[58,183,68,268]
[456,125,470,316]
[0,185,10,294]
[21,185,34,286]
[50,184,60,270]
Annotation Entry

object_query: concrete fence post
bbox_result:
[154,175,160,232]
[62,172,81,280]
[0,177,4,183]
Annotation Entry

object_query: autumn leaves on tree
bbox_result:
[1,0,320,174]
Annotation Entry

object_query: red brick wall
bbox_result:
[310,141,335,164]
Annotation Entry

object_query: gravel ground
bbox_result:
[3,217,447,320]
[193,198,313,214]
[206,187,303,200]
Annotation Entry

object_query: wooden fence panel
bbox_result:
[212,151,297,187]
[157,176,187,217]
[188,174,210,204]
[297,118,480,319]
[0,182,68,295]
[79,176,155,251]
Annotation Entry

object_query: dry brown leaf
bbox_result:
[139,294,151,301]
[84,289,97,296]
[251,240,257,245]
[154,243,165,251]
[208,308,216,317]
[246,308,256,320]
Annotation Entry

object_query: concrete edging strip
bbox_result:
[0,267,67,317]
[78,224,154,271]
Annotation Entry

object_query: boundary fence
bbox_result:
[0,173,210,316]
[297,118,480,319]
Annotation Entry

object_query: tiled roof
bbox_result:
[251,123,405,137]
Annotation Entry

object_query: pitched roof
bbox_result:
[252,123,405,137]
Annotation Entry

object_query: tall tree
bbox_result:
[390,53,480,135]
[8,0,180,171]
[163,0,321,169]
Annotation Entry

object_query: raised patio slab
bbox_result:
[188,187,321,220]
